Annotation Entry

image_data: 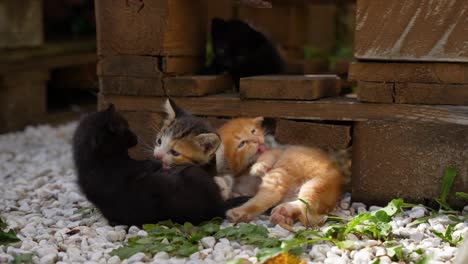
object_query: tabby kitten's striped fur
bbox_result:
[153,99,221,170]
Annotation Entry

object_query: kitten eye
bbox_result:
[238,141,246,149]
[157,138,162,145]
[169,149,180,157]
[251,129,256,134]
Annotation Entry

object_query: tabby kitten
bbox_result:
[202,18,284,89]
[153,99,221,170]
[73,104,245,226]
[218,117,345,227]
[153,99,233,199]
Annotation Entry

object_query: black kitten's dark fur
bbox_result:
[202,18,284,89]
[72,105,246,226]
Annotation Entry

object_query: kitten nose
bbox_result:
[155,154,163,160]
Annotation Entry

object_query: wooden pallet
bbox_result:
[99,93,468,126]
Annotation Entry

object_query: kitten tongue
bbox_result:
[258,144,267,154]
[163,164,172,170]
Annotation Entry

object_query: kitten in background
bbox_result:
[218,117,345,227]
[73,104,245,226]
[201,18,284,89]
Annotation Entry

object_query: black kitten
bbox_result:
[202,18,284,89]
[72,104,246,226]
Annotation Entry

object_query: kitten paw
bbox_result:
[226,208,253,223]
[270,203,296,227]
[250,163,269,177]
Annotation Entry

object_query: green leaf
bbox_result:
[373,211,391,223]
[0,229,21,245]
[436,167,457,211]
[387,245,404,261]
[455,192,468,199]
[336,240,354,249]
[175,243,199,257]
[110,244,147,259]
[415,254,431,264]
[9,253,34,264]
[408,215,436,227]
[377,199,404,217]
[372,259,380,264]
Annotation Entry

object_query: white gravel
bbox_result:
[0,122,467,264]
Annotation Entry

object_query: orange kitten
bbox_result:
[219,117,344,227]
[216,117,267,197]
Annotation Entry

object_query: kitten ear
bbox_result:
[194,133,221,156]
[253,116,264,127]
[164,98,186,121]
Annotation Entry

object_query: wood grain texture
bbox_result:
[96,0,205,56]
[99,76,165,96]
[161,57,204,74]
[97,55,161,78]
[98,93,468,125]
[163,74,232,96]
[0,0,43,48]
[352,121,468,208]
[240,75,341,100]
[355,0,468,62]
[357,82,394,103]
[349,62,468,84]
[275,119,351,149]
[358,81,468,105]
[394,83,468,105]
[0,71,49,132]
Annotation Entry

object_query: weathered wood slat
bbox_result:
[349,62,468,84]
[163,75,232,96]
[0,40,97,74]
[99,94,468,125]
[95,0,205,56]
[240,75,341,100]
[355,0,468,62]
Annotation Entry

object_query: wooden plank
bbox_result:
[0,71,49,133]
[0,0,43,48]
[95,0,205,56]
[352,121,468,208]
[240,75,341,100]
[275,119,351,149]
[97,55,161,78]
[161,57,204,74]
[163,74,232,96]
[98,94,468,126]
[355,0,468,62]
[99,76,165,96]
[358,81,468,105]
[0,40,96,74]
[394,83,468,105]
[357,82,394,103]
[349,62,468,84]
